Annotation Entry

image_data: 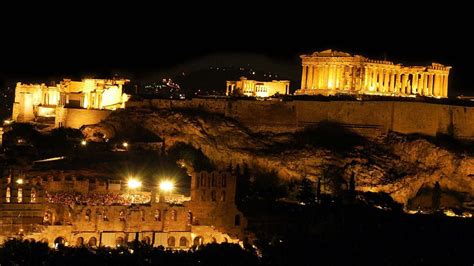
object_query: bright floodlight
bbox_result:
[127,178,142,189]
[16,179,24,185]
[122,142,129,148]
[159,180,174,193]
[81,140,87,146]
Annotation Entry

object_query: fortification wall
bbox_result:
[129,98,474,140]
[56,108,113,129]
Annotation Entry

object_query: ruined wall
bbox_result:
[56,108,113,129]
[134,98,474,140]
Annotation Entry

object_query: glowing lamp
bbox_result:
[81,140,87,146]
[16,179,24,185]
[127,178,142,189]
[159,180,174,193]
[122,142,129,148]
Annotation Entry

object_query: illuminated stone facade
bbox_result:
[0,171,246,249]
[226,77,290,97]
[11,79,130,128]
[295,49,451,98]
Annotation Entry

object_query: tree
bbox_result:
[297,178,316,205]
[346,173,356,203]
[432,181,441,212]
[316,178,321,203]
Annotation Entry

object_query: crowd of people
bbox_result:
[46,192,151,206]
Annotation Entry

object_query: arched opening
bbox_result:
[211,190,216,201]
[221,176,226,187]
[76,237,84,247]
[6,187,10,203]
[17,188,23,203]
[154,209,161,221]
[179,237,188,247]
[43,211,52,225]
[30,188,36,203]
[187,211,193,224]
[193,236,204,246]
[54,237,66,249]
[85,209,91,222]
[116,237,124,247]
[223,237,228,243]
[142,236,151,245]
[211,237,217,243]
[167,236,176,247]
[40,238,48,245]
[220,191,226,202]
[171,210,177,221]
[234,214,241,226]
[88,237,97,247]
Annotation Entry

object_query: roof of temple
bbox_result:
[311,49,352,57]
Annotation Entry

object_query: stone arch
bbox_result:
[211,237,217,243]
[167,236,176,247]
[193,236,204,246]
[154,209,161,221]
[76,237,84,247]
[171,209,177,221]
[223,237,228,243]
[5,186,11,203]
[179,237,188,247]
[88,236,97,247]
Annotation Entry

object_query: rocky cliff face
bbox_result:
[82,108,474,204]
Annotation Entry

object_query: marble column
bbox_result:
[371,67,377,91]
[312,65,318,90]
[384,69,390,93]
[401,73,408,94]
[301,65,307,89]
[389,70,395,93]
[307,65,314,91]
[418,73,425,96]
[427,73,434,96]
[412,73,419,94]
[364,66,370,90]
[443,74,449,97]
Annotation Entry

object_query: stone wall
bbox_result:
[129,98,474,140]
[55,108,113,129]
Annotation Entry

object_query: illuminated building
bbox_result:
[0,171,246,248]
[11,78,130,128]
[295,49,451,98]
[226,77,290,97]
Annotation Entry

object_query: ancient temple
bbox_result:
[295,49,451,98]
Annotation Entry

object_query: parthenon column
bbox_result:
[322,65,328,89]
[412,73,418,94]
[312,65,319,90]
[301,65,307,89]
[307,65,314,91]
[401,73,408,94]
[443,74,449,97]
[371,67,377,91]
[395,71,402,93]
[378,68,384,92]
[389,70,395,93]
[383,69,390,93]
[364,66,370,90]
[418,73,425,96]
[427,73,434,96]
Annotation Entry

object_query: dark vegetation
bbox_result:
[0,240,258,266]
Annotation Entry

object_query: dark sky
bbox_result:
[0,5,472,95]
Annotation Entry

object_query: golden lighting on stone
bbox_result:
[159,180,175,193]
[127,178,142,189]
[296,49,451,98]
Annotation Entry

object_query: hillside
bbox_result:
[82,107,474,205]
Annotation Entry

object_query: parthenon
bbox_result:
[295,49,451,98]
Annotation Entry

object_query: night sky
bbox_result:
[0,6,471,95]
